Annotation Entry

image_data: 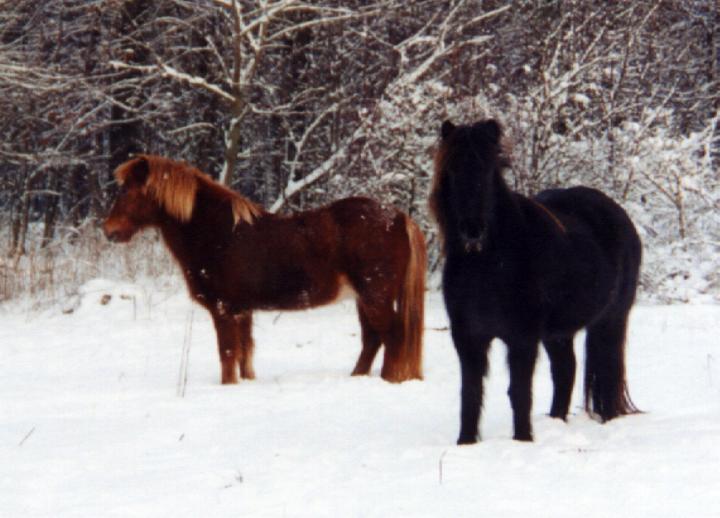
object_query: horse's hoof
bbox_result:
[513,432,533,442]
[457,434,478,445]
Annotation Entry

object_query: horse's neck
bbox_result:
[157,189,236,270]
[483,171,524,237]
[156,218,196,273]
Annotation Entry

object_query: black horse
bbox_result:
[430,119,641,443]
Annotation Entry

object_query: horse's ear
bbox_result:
[440,120,456,140]
[131,155,150,185]
[473,119,502,145]
[115,155,150,186]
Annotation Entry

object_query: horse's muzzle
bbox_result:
[459,221,486,253]
[462,237,485,254]
[105,229,123,243]
[103,220,131,243]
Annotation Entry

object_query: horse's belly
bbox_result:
[252,273,357,311]
[543,280,615,336]
[331,274,358,303]
[543,310,590,337]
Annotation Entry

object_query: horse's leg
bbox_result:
[234,311,255,380]
[379,307,415,382]
[357,298,408,382]
[584,311,636,421]
[452,328,492,445]
[351,302,382,376]
[506,339,539,441]
[211,313,240,384]
[542,336,576,420]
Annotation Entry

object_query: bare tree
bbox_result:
[109,1,380,188]
[0,0,718,301]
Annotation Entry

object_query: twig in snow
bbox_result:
[707,354,715,387]
[18,427,35,447]
[438,449,448,485]
[177,308,194,398]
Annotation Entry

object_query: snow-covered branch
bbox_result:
[270,131,356,213]
[109,61,236,103]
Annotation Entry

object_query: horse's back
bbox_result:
[535,187,639,253]
[326,197,412,294]
[326,197,406,238]
[326,196,399,225]
[535,186,641,309]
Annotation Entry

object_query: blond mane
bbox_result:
[114,155,262,225]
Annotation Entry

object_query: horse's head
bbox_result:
[104,154,260,243]
[103,155,167,243]
[430,119,506,253]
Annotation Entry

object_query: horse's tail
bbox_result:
[584,312,639,420]
[584,232,642,419]
[398,214,426,381]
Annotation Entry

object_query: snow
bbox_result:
[2,281,719,517]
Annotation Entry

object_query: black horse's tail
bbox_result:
[584,228,642,420]
[584,312,640,420]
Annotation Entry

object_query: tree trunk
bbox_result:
[41,170,60,248]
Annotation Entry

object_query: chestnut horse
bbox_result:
[430,120,640,443]
[103,155,426,384]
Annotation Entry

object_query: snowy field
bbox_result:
[2,279,719,517]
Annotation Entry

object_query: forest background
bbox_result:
[1,0,718,306]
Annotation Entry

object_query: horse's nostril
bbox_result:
[104,226,121,242]
[459,221,483,240]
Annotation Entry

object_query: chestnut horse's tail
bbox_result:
[398,215,427,380]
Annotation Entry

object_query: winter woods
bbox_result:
[1,0,718,303]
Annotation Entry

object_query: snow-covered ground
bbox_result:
[2,279,719,517]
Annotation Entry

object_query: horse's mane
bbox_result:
[114,155,263,225]
[428,141,450,238]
